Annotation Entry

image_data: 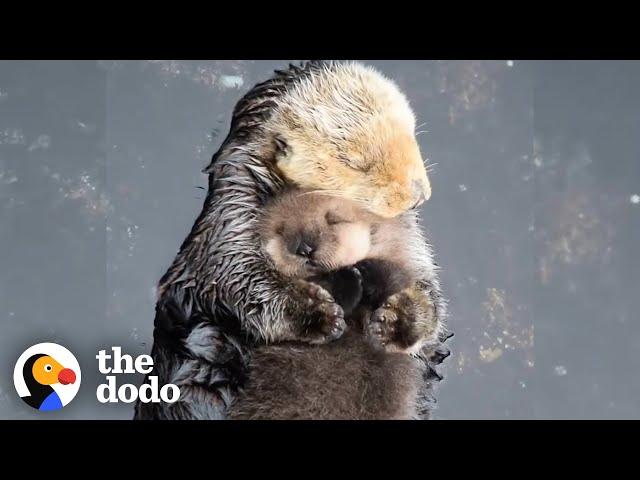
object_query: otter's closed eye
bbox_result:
[337,154,372,173]
[275,223,285,235]
[325,211,349,225]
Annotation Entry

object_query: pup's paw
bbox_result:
[366,287,437,353]
[295,280,346,344]
[367,301,400,350]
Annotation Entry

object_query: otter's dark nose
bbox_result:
[287,235,316,259]
[296,240,315,258]
[411,180,426,209]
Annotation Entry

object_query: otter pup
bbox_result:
[258,188,440,352]
[228,189,442,420]
[135,61,447,420]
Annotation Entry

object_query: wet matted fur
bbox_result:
[134,62,449,420]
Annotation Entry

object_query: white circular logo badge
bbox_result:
[14,343,81,411]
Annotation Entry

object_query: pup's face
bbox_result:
[261,191,378,279]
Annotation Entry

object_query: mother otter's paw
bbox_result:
[367,287,437,353]
[292,280,347,344]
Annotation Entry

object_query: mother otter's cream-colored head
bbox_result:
[267,62,431,219]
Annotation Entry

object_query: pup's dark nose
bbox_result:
[296,241,315,258]
[287,234,317,259]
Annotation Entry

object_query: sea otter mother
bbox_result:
[134,61,446,420]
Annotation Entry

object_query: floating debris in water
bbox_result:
[478,288,534,367]
[219,75,244,89]
[554,365,568,376]
[0,128,25,145]
[506,60,514,67]
[28,134,51,152]
[58,173,111,215]
[74,120,97,134]
[459,184,468,192]
[630,194,640,204]
[130,328,140,342]
[2,174,18,184]
[479,345,503,363]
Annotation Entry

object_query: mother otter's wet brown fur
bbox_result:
[135,62,448,420]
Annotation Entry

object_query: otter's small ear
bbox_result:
[273,135,290,162]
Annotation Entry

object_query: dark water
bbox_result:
[1,60,638,419]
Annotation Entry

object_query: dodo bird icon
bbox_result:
[22,354,76,411]
[14,343,81,412]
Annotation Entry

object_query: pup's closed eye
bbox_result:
[325,211,350,225]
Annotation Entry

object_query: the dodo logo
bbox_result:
[13,343,81,412]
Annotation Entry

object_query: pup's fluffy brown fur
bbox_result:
[258,188,441,351]
[229,189,438,420]
[229,334,423,420]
